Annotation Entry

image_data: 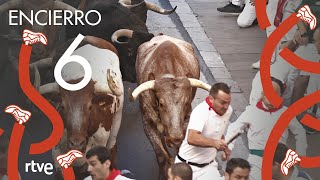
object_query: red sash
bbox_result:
[274,0,288,27]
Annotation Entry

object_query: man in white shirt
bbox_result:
[175,82,233,180]
[84,146,133,180]
[249,60,298,106]
[226,82,307,180]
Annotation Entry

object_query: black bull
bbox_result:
[65,0,176,82]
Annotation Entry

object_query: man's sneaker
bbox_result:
[217,2,243,15]
[252,60,260,69]
[23,29,48,46]
[297,5,317,30]
[56,150,83,169]
[4,105,32,125]
[251,59,276,69]
[280,149,301,176]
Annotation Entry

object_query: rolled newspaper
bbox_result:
[226,124,249,145]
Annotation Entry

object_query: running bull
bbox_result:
[33,36,124,179]
[128,34,211,177]
[65,0,176,82]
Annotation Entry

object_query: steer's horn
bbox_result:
[145,2,177,15]
[111,29,133,45]
[39,83,60,94]
[53,1,77,12]
[129,80,155,101]
[188,78,211,91]
[119,0,144,8]
[0,0,21,14]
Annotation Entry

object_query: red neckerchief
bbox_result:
[274,0,288,27]
[256,99,283,113]
[205,97,223,116]
[106,169,121,180]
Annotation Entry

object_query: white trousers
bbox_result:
[247,154,262,180]
[175,157,223,180]
[237,0,256,27]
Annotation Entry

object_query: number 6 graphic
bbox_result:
[54,34,92,91]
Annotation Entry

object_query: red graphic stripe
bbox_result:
[7,124,24,180]
[255,0,270,29]
[300,156,320,168]
[19,44,64,154]
[260,14,299,108]
[262,90,320,179]
[0,128,3,136]
[63,167,76,180]
[280,48,320,74]
[300,114,320,131]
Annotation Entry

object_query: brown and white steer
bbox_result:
[37,37,124,179]
[129,34,211,177]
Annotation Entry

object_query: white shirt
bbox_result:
[178,100,233,163]
[226,103,307,156]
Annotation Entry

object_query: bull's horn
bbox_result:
[107,69,123,96]
[0,0,21,14]
[188,78,211,91]
[29,58,52,69]
[53,1,77,12]
[129,80,155,101]
[145,2,177,15]
[119,0,144,8]
[111,29,133,44]
[39,83,60,94]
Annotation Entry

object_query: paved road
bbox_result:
[117,0,215,179]
[3,0,318,179]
